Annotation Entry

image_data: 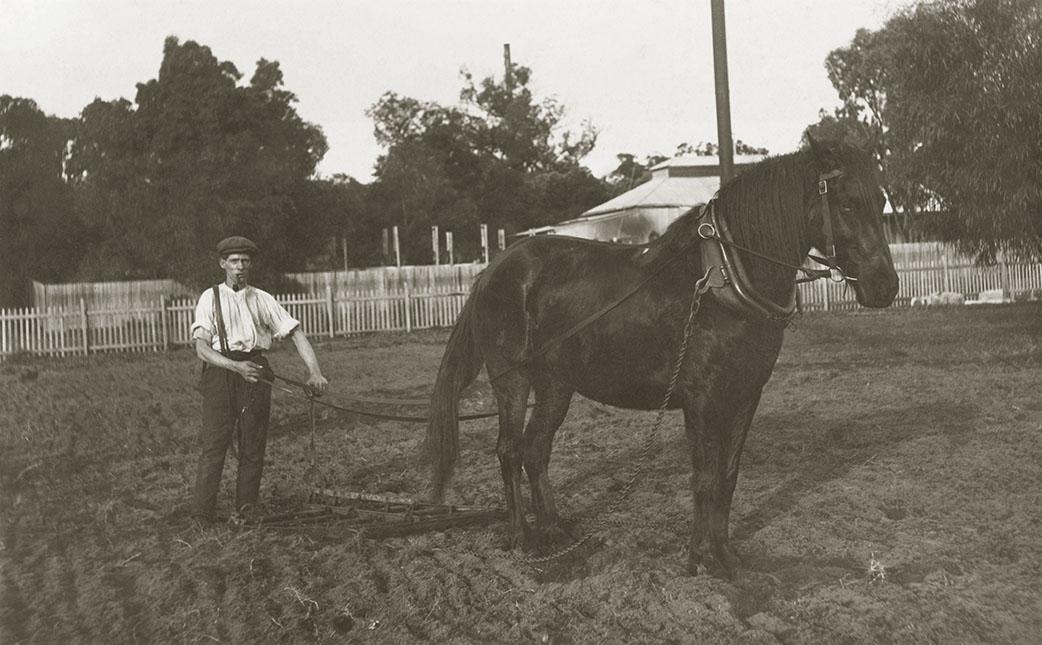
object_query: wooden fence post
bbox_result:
[480,223,489,264]
[821,277,830,312]
[432,225,440,265]
[393,226,402,268]
[999,251,1010,295]
[941,249,951,293]
[58,307,66,356]
[80,298,90,355]
[160,295,170,351]
[402,281,410,333]
[404,281,412,333]
[326,287,336,338]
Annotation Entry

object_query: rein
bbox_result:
[248,168,855,423]
[255,371,505,423]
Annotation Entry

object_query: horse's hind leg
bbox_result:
[491,370,532,549]
[522,379,573,545]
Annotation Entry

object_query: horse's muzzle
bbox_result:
[854,256,900,308]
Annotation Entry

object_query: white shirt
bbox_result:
[191,283,299,352]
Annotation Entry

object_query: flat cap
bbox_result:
[216,236,259,256]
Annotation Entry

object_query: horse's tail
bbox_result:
[427,292,485,503]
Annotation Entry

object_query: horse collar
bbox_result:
[695,201,798,324]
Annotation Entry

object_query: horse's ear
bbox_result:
[805,131,838,171]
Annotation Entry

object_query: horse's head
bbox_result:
[806,136,899,308]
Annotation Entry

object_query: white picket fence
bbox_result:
[0,288,469,360]
[797,243,1042,312]
[3,245,1041,360]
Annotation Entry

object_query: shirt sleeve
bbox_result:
[260,291,300,340]
[190,290,216,344]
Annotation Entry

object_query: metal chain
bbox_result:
[514,271,712,566]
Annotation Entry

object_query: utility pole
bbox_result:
[480,224,489,264]
[503,43,513,94]
[710,0,735,184]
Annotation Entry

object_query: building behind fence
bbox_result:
[3,243,1041,360]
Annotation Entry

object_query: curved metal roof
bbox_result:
[572,154,767,221]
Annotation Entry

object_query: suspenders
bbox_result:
[211,284,231,355]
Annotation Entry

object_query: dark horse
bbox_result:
[426,138,899,576]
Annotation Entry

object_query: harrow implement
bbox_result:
[250,488,506,538]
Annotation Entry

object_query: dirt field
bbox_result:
[2,303,1041,643]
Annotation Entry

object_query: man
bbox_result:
[190,235,328,522]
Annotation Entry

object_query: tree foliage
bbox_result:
[812,0,1042,260]
[0,96,83,305]
[69,37,332,287]
[364,64,607,263]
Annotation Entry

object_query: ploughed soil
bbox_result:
[2,304,1041,643]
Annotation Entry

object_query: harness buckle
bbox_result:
[829,266,848,283]
[697,222,717,239]
[818,178,829,195]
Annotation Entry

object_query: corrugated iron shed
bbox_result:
[519,154,765,243]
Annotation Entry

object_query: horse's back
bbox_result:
[478,235,649,298]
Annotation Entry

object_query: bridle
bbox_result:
[813,168,857,284]
[694,168,858,323]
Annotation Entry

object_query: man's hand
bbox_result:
[237,361,265,383]
[306,373,329,397]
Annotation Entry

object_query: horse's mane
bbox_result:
[637,143,879,283]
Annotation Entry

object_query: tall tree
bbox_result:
[460,65,598,173]
[365,63,607,263]
[69,37,330,287]
[295,174,374,269]
[0,96,83,305]
[806,25,925,232]
[813,0,1042,260]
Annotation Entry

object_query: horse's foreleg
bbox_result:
[522,381,573,545]
[709,391,761,573]
[683,399,727,576]
[493,372,531,549]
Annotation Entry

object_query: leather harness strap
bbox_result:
[817,169,845,261]
[695,168,851,324]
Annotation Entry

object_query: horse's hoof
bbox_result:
[718,543,743,573]
[686,551,708,576]
[686,545,740,579]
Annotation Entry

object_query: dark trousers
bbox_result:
[193,356,272,516]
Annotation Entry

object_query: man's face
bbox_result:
[220,253,252,287]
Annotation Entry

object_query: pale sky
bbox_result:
[1,0,912,182]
